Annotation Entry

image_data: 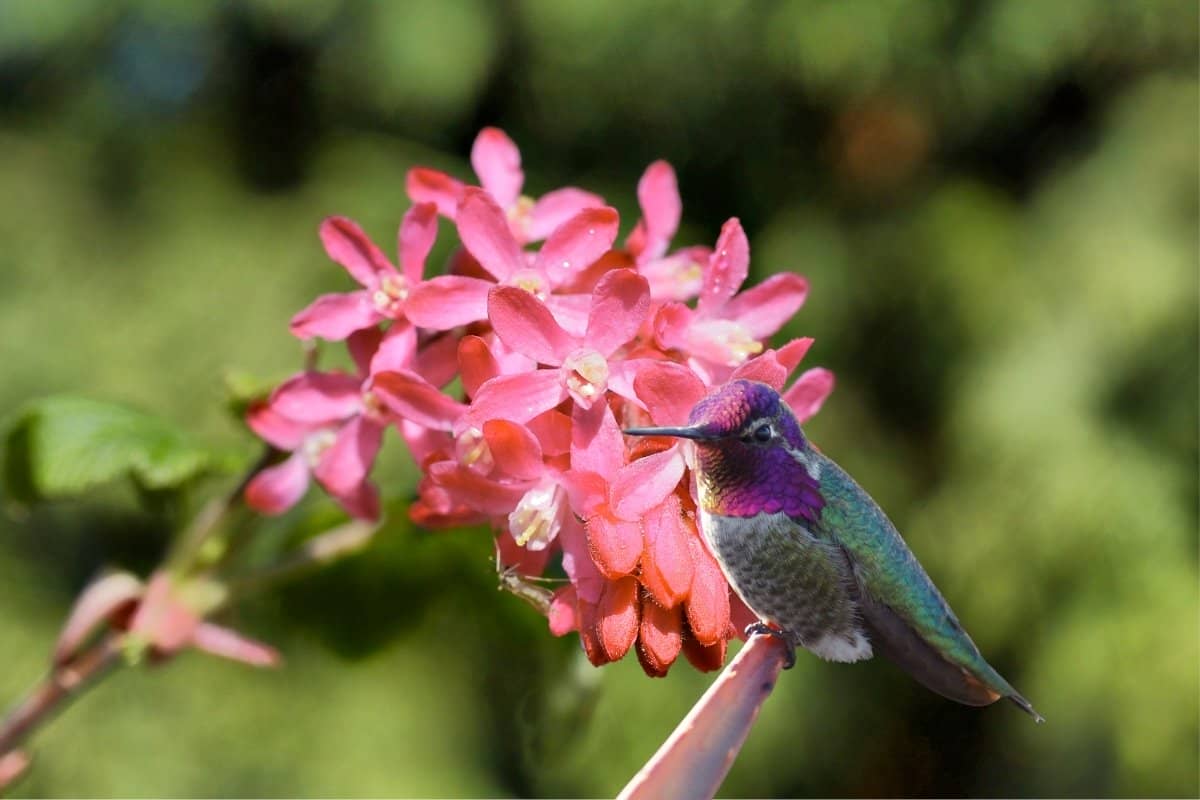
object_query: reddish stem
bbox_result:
[0,634,124,770]
[618,633,788,800]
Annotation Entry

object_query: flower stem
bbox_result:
[617,633,788,800]
[167,446,273,573]
[226,519,378,598]
[0,633,124,769]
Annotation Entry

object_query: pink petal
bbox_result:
[330,479,381,522]
[637,599,683,677]
[488,286,575,364]
[458,335,499,397]
[246,401,310,450]
[724,272,809,340]
[314,416,383,498]
[633,361,707,426]
[544,292,592,338]
[372,370,466,431]
[405,275,492,330]
[457,188,524,281]
[129,573,200,655]
[536,206,620,282]
[406,167,465,219]
[400,418,451,467]
[587,511,643,577]
[320,216,393,288]
[270,372,363,424]
[686,534,731,646]
[548,585,579,636]
[347,327,384,377]
[471,127,523,209]
[776,337,815,371]
[641,494,694,607]
[652,301,694,353]
[697,218,749,316]
[528,187,607,242]
[289,291,381,341]
[367,322,417,376]
[192,622,281,668]
[527,409,572,456]
[641,245,710,302]
[784,367,835,423]
[464,370,566,428]
[489,333,539,374]
[585,269,651,356]
[414,331,461,388]
[54,571,144,666]
[606,357,654,408]
[559,469,609,520]
[398,202,439,282]
[245,453,311,515]
[570,401,625,476]
[560,515,604,603]
[636,160,681,260]
[611,448,686,520]
[732,350,788,390]
[482,419,545,480]
[597,576,640,661]
[427,461,526,514]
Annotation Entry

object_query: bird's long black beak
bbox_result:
[623,425,717,441]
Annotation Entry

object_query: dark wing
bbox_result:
[811,451,1043,720]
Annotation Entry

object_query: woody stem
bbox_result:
[0,633,124,764]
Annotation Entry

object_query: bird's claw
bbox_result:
[745,621,796,669]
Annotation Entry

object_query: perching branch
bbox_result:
[0,633,123,787]
[618,633,789,800]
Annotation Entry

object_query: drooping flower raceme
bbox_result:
[246,127,835,676]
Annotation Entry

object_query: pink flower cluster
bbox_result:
[245,129,834,676]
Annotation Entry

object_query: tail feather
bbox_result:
[1007,691,1045,724]
[858,591,1043,722]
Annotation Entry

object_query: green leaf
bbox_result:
[2,395,213,505]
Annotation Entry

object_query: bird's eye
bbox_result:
[752,423,773,443]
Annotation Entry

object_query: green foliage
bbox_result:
[0,0,1195,797]
[2,396,214,506]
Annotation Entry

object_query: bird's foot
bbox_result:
[744,621,796,669]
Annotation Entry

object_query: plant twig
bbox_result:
[226,519,379,598]
[167,446,273,572]
[0,633,124,764]
[618,633,788,800]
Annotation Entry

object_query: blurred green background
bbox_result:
[0,1,1196,796]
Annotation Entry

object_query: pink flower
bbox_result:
[245,327,413,520]
[263,130,839,680]
[405,188,621,333]
[54,570,279,670]
[655,218,810,380]
[290,204,439,341]
[626,161,710,302]
[462,268,651,428]
[407,127,605,244]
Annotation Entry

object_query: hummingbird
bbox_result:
[625,379,1043,722]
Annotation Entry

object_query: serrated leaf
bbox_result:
[2,395,213,505]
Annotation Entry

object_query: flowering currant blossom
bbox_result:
[407,126,605,244]
[625,160,710,303]
[290,203,439,341]
[247,128,836,677]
